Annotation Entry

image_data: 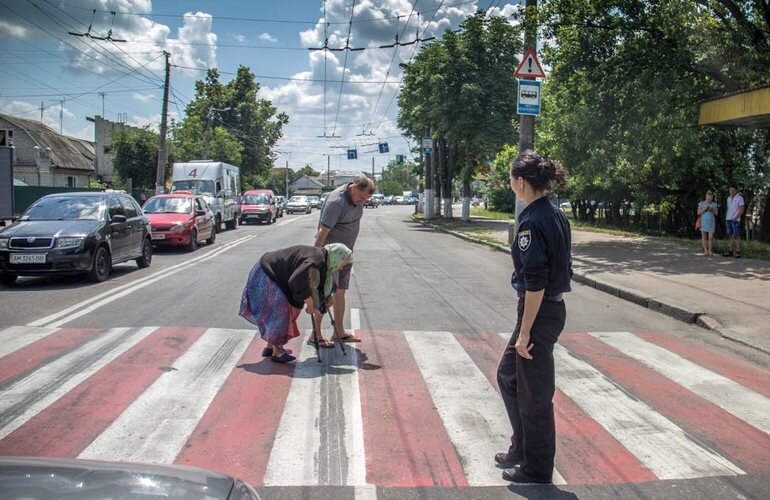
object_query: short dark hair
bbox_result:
[510,151,567,191]
[352,176,375,194]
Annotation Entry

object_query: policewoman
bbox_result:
[496,151,572,484]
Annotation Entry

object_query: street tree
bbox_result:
[110,128,159,190]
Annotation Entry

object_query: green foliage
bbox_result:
[535,0,770,237]
[169,116,242,165]
[378,160,419,196]
[181,66,288,177]
[110,128,159,190]
[295,165,321,177]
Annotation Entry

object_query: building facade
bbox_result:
[86,115,145,183]
[0,113,94,187]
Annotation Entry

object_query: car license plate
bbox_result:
[151,233,166,240]
[10,253,47,264]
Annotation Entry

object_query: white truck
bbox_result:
[171,160,241,231]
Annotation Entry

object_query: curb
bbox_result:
[411,215,770,356]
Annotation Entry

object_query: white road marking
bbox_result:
[351,307,361,333]
[408,330,565,486]
[0,327,157,440]
[30,235,256,328]
[546,339,743,479]
[591,331,770,435]
[79,328,254,463]
[0,325,60,359]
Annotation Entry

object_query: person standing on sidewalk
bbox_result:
[496,151,571,484]
[312,176,374,343]
[698,191,718,256]
[723,185,745,258]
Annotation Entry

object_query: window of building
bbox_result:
[67,176,76,188]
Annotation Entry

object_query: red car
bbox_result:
[240,189,277,224]
[143,192,216,251]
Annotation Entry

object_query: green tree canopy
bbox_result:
[110,128,159,190]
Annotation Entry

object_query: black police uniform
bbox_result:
[496,195,572,482]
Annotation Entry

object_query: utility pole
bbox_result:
[155,50,170,195]
[327,155,331,188]
[202,106,230,160]
[371,156,375,189]
[515,0,538,229]
[59,100,64,133]
[40,102,44,123]
[285,160,289,199]
[424,126,434,219]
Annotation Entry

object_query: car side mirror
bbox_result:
[195,210,206,216]
[218,190,226,197]
[111,214,127,224]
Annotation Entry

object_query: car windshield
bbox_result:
[22,196,104,221]
[243,195,269,205]
[143,197,192,214]
[289,196,307,203]
[171,180,215,195]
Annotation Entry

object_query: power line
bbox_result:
[0,86,160,98]
[65,0,477,26]
[331,0,357,138]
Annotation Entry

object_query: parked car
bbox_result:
[0,456,259,499]
[307,195,321,210]
[364,194,382,208]
[142,192,215,252]
[382,195,395,205]
[274,195,286,218]
[240,189,277,224]
[394,196,405,205]
[286,195,311,214]
[0,191,152,285]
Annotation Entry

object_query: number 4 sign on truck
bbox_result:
[514,49,546,78]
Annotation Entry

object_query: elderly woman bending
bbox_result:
[239,243,352,363]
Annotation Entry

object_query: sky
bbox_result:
[0,0,521,174]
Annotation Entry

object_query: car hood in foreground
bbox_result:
[0,220,102,239]
[0,456,257,499]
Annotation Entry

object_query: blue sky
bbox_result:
[0,0,521,173]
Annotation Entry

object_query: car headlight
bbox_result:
[169,223,186,232]
[0,238,8,249]
[56,237,85,248]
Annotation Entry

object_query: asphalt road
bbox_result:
[1,205,769,499]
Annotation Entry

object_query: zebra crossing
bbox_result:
[1,323,769,489]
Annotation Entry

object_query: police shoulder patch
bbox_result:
[517,230,532,251]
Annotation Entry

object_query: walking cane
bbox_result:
[310,311,322,363]
[326,308,347,356]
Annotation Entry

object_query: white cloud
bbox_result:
[234,34,247,43]
[0,19,28,38]
[0,100,83,137]
[131,92,156,102]
[258,33,277,43]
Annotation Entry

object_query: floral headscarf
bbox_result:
[323,243,352,300]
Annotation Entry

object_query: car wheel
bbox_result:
[206,224,216,245]
[215,215,222,233]
[135,238,153,268]
[225,217,237,230]
[88,246,111,283]
[187,229,198,252]
[1,274,17,286]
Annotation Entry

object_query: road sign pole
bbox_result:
[516,0,538,233]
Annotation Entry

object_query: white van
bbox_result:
[171,161,241,231]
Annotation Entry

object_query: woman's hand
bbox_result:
[306,303,316,315]
[514,330,534,360]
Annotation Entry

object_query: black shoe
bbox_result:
[723,251,733,257]
[502,465,551,484]
[494,452,522,468]
[734,253,741,259]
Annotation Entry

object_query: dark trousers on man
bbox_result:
[496,298,566,482]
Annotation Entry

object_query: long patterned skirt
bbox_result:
[239,264,301,347]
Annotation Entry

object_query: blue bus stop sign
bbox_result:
[378,143,389,154]
[517,80,541,116]
[347,149,358,160]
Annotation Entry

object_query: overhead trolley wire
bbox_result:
[330,0,357,138]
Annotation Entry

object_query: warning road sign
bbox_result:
[514,49,546,78]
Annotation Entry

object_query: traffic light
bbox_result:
[396,154,405,165]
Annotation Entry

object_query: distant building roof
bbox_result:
[0,113,94,171]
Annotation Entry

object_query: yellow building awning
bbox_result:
[699,85,770,128]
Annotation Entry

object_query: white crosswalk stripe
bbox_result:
[1,325,767,488]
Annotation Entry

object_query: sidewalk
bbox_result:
[413,214,770,356]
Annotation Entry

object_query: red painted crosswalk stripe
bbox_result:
[174,333,297,486]
[0,328,102,387]
[358,330,467,487]
[636,332,770,399]
[455,332,656,484]
[0,327,206,457]
[561,332,770,474]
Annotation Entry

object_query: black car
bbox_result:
[0,192,153,285]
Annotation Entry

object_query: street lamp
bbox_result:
[202,106,231,160]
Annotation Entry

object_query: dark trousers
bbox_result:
[496,298,566,481]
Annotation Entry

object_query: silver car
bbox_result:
[286,195,311,214]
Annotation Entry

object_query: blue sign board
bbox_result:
[422,136,433,153]
[517,80,541,116]
[347,149,358,160]
[378,142,389,154]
